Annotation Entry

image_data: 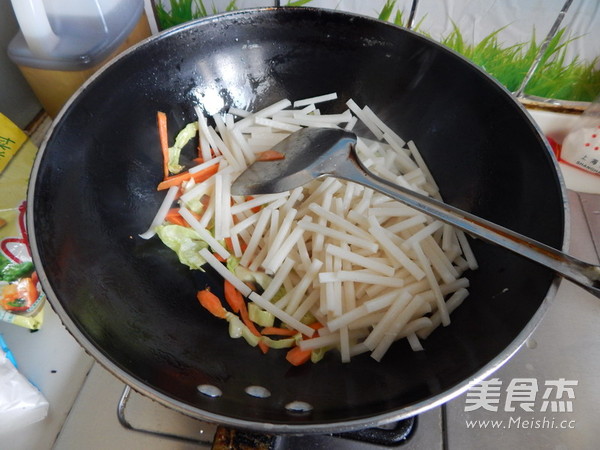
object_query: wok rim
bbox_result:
[26,6,570,434]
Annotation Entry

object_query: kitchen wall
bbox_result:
[0,2,42,129]
[2,0,599,129]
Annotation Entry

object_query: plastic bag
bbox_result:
[0,335,49,433]
[1,113,45,329]
[558,95,600,175]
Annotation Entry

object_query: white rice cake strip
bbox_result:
[139,185,180,239]
[382,134,417,174]
[255,116,302,133]
[401,220,444,250]
[194,106,220,152]
[310,189,335,253]
[284,258,324,315]
[230,211,259,235]
[256,98,292,118]
[233,99,292,132]
[249,291,315,336]
[339,327,351,363]
[412,241,450,326]
[325,244,394,277]
[349,317,431,358]
[188,155,223,174]
[262,208,298,269]
[293,92,337,107]
[371,294,427,361]
[367,220,426,280]
[327,291,398,332]
[344,115,358,131]
[228,107,251,117]
[230,192,289,215]
[273,115,339,129]
[299,220,378,253]
[318,270,405,288]
[299,329,369,351]
[362,105,406,147]
[230,128,255,164]
[417,288,469,339]
[456,229,479,270]
[291,289,320,321]
[179,207,230,260]
[199,248,250,297]
[421,236,460,283]
[363,290,413,350]
[213,171,225,240]
[260,257,297,302]
[238,205,273,267]
[406,140,439,192]
[346,99,384,140]
[197,191,215,229]
[406,333,424,351]
[385,215,428,234]
[231,232,244,258]
[262,222,307,275]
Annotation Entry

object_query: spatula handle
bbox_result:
[335,153,600,298]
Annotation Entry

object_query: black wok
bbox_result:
[28,7,566,433]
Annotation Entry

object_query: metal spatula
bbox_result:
[231,127,600,297]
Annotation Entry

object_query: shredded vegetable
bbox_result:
[141,93,478,365]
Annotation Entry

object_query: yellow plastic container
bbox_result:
[8,0,151,118]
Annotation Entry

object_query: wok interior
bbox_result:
[31,8,564,429]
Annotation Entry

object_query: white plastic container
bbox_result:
[7,0,150,117]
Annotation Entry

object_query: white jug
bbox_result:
[7,0,150,117]
[9,0,146,70]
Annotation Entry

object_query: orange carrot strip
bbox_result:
[157,163,219,190]
[213,252,226,262]
[157,111,169,179]
[224,280,244,313]
[196,289,227,319]
[303,321,324,338]
[258,341,269,354]
[238,298,262,337]
[241,303,269,354]
[257,149,285,161]
[286,345,312,366]
[245,196,262,213]
[223,280,268,353]
[224,281,254,326]
[261,327,298,337]
[166,215,188,227]
[165,208,202,226]
[308,321,324,331]
[283,322,324,364]
[165,209,188,227]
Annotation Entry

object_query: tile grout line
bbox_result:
[578,192,600,265]
[50,362,96,450]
